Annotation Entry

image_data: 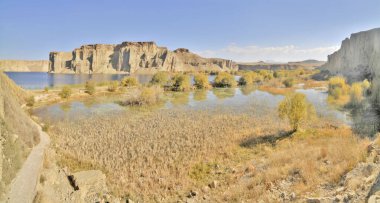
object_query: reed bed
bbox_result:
[49,106,287,201]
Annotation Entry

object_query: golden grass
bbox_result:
[46,99,368,202]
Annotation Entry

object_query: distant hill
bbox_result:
[238,60,325,71]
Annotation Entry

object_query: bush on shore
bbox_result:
[283,78,294,88]
[85,80,96,95]
[194,73,211,89]
[121,76,139,87]
[26,96,35,107]
[239,72,254,86]
[214,72,237,88]
[122,86,163,106]
[328,76,349,99]
[59,86,72,99]
[171,73,191,91]
[107,81,119,92]
[349,82,364,106]
[150,72,171,87]
[278,93,316,131]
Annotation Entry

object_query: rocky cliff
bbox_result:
[0,60,49,72]
[49,42,237,74]
[321,28,380,82]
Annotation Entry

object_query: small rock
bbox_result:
[290,192,296,200]
[209,180,218,189]
[187,190,197,198]
[335,195,342,201]
[126,198,134,203]
[202,186,210,193]
[306,198,320,203]
[336,187,345,193]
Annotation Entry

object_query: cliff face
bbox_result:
[321,28,380,82]
[49,42,237,74]
[0,60,49,72]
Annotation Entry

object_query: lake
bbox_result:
[4,72,229,90]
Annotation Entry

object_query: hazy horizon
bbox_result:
[1,0,379,62]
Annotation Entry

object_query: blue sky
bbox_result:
[1,0,379,62]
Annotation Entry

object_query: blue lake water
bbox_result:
[4,72,129,89]
[4,72,237,90]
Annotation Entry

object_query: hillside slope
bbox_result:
[0,60,49,72]
[0,72,39,199]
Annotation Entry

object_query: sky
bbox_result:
[0,0,379,62]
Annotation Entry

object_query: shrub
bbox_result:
[59,86,72,99]
[283,78,294,88]
[150,72,171,86]
[194,73,211,89]
[278,93,316,131]
[214,72,237,88]
[349,82,363,105]
[44,87,49,93]
[239,73,254,86]
[362,79,371,92]
[121,76,139,87]
[26,96,35,107]
[108,81,119,92]
[85,80,96,95]
[122,86,163,106]
[273,71,280,78]
[328,76,349,99]
[257,70,273,80]
[171,73,191,91]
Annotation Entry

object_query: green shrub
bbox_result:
[44,87,49,93]
[26,96,35,107]
[171,73,191,91]
[194,73,211,89]
[59,86,72,99]
[121,76,139,87]
[107,81,119,92]
[278,93,316,131]
[283,78,294,88]
[85,80,96,95]
[213,72,237,88]
[150,72,171,86]
[273,71,280,78]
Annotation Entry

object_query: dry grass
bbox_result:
[208,124,369,202]
[47,99,368,202]
[49,106,287,201]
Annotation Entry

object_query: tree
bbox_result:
[278,93,315,131]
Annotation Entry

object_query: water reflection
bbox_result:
[59,103,72,112]
[212,88,235,99]
[193,90,208,101]
[240,85,256,96]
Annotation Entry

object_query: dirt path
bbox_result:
[6,122,50,203]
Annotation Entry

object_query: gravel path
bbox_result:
[6,122,50,203]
